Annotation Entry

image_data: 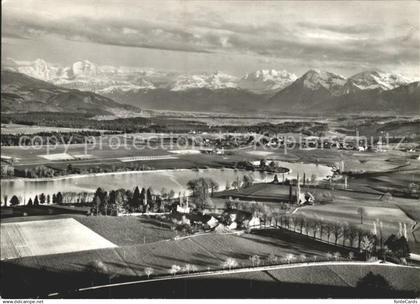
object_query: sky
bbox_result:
[2,0,420,78]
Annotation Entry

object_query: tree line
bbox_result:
[1,130,109,146]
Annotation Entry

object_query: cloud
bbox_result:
[122,27,138,35]
[2,0,419,75]
[297,22,381,35]
[3,15,213,53]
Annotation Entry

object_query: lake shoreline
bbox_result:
[1,163,333,202]
[1,165,296,183]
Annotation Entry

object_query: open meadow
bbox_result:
[1,214,179,246]
[0,221,354,297]
[1,218,117,260]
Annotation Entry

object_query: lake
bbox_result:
[1,162,332,204]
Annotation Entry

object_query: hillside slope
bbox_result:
[1,71,141,116]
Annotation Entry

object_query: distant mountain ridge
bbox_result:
[2,58,419,115]
[1,70,141,116]
[268,70,419,114]
[4,58,416,94]
[238,69,297,93]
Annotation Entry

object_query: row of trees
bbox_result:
[222,198,410,262]
[10,162,158,178]
[115,250,355,281]
[2,191,89,207]
[262,213,410,261]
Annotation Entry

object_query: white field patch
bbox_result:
[1,155,21,161]
[72,154,94,159]
[246,151,274,157]
[169,149,201,155]
[1,218,116,260]
[118,155,176,163]
[119,155,177,162]
[39,153,74,161]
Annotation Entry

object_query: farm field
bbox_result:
[3,137,414,171]
[1,205,90,219]
[0,228,353,297]
[243,147,412,167]
[348,158,420,198]
[1,214,179,246]
[0,218,117,260]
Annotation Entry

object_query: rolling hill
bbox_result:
[1,70,141,116]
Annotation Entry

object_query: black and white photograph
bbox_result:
[1,0,419,300]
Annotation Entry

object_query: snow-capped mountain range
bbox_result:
[2,58,419,115]
[341,70,412,94]
[171,72,238,91]
[4,58,416,96]
[238,69,297,93]
[300,69,347,96]
[2,59,419,115]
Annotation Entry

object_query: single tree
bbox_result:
[222,258,239,270]
[286,253,296,264]
[183,264,194,274]
[242,175,254,189]
[146,187,153,205]
[39,193,46,205]
[34,195,40,206]
[3,195,8,207]
[56,192,63,204]
[206,178,219,197]
[347,225,358,248]
[357,207,366,224]
[10,195,20,206]
[132,186,141,210]
[267,253,278,265]
[249,255,261,267]
[190,265,199,272]
[144,267,154,279]
[360,235,375,260]
[332,222,344,245]
[169,264,181,276]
